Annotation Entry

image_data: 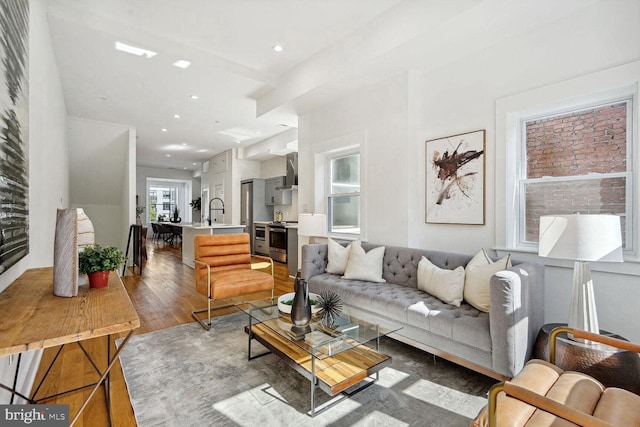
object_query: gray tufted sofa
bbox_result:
[301,242,545,380]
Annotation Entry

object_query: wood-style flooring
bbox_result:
[31,238,295,426]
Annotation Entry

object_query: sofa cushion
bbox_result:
[326,238,351,275]
[464,252,511,312]
[407,301,491,352]
[343,240,386,282]
[308,273,490,352]
[309,273,424,323]
[417,256,465,306]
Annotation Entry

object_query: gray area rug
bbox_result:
[118,312,495,426]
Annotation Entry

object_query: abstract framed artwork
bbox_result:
[425,130,485,225]
[0,0,30,274]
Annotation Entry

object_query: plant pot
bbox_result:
[88,271,110,288]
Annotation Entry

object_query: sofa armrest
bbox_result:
[301,244,328,280]
[489,262,545,377]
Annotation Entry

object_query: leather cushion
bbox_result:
[593,387,640,426]
[202,269,273,299]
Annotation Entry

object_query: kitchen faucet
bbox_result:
[209,197,225,225]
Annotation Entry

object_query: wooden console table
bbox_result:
[0,267,140,426]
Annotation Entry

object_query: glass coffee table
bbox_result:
[241,299,400,417]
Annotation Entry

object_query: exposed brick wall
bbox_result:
[524,102,627,243]
[527,103,626,178]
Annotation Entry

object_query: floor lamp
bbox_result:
[538,214,623,337]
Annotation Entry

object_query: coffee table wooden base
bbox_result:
[248,322,391,416]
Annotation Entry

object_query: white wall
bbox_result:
[68,116,131,249]
[261,157,286,180]
[0,0,70,403]
[123,129,136,247]
[299,72,410,246]
[298,1,640,341]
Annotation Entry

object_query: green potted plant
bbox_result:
[79,245,125,288]
[190,197,201,211]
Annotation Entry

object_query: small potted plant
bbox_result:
[190,197,201,211]
[78,245,125,288]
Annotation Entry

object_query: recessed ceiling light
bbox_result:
[173,60,191,69]
[273,44,283,52]
[161,128,167,132]
[236,140,241,144]
[115,41,157,58]
[190,95,198,100]
[193,162,197,165]
[181,143,187,146]
[197,149,208,153]
[173,114,180,119]
[183,167,187,170]
[166,154,171,157]
[256,131,261,135]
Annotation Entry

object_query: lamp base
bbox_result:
[567,261,599,343]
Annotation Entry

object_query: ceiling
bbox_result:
[46,0,598,171]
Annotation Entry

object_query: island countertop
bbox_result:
[180,223,246,268]
[180,223,247,230]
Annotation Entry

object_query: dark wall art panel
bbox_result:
[0,0,30,274]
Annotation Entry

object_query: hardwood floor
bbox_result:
[31,237,294,426]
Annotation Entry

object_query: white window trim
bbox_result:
[326,147,360,237]
[495,61,640,261]
[146,177,193,224]
[516,97,634,250]
[312,131,367,241]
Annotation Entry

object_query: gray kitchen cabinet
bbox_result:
[287,226,298,277]
[265,176,284,205]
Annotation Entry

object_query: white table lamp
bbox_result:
[298,213,327,238]
[538,214,623,335]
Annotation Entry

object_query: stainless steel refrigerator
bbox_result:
[241,179,273,254]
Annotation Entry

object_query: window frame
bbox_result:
[325,146,361,237]
[513,96,635,252]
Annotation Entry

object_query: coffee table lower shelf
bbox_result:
[247,322,392,416]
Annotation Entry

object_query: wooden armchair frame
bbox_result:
[487,327,640,427]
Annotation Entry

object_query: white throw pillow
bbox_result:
[464,250,511,312]
[417,256,465,307]
[342,241,386,282]
[325,238,351,275]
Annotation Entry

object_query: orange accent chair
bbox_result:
[472,327,640,427]
[192,233,274,330]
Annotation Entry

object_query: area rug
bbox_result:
[118,312,495,426]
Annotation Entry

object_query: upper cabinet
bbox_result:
[265,176,283,205]
[265,176,291,205]
[211,152,227,174]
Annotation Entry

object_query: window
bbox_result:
[517,99,632,249]
[327,151,360,235]
[149,186,177,221]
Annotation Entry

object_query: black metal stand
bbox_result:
[123,224,143,276]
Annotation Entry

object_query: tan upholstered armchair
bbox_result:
[192,233,274,330]
[472,327,640,427]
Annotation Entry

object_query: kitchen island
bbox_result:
[181,223,246,267]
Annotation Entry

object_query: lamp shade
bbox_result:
[538,214,623,262]
[298,213,327,237]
